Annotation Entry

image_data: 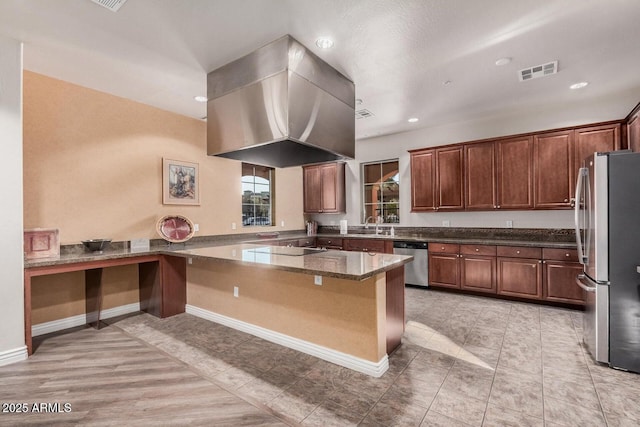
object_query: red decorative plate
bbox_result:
[156,215,195,243]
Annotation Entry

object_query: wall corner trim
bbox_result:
[0,345,28,367]
[186,304,389,378]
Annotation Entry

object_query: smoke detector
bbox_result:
[355,109,375,119]
[90,0,128,12]
[519,61,558,82]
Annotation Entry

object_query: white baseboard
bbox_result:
[185,304,389,378]
[0,345,28,367]
[32,302,141,337]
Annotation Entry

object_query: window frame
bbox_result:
[360,159,400,224]
[241,163,275,227]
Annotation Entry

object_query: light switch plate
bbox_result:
[130,238,150,252]
[314,275,322,285]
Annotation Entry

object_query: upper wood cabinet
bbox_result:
[533,130,574,209]
[410,146,464,211]
[464,136,533,210]
[411,120,624,213]
[496,136,534,209]
[574,123,621,172]
[465,142,495,210]
[303,162,345,214]
[410,149,436,211]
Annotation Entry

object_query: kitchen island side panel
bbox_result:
[186,259,387,362]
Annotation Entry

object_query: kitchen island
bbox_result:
[171,244,412,377]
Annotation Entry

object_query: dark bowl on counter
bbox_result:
[81,239,112,252]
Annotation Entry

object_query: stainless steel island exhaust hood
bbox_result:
[206,35,355,168]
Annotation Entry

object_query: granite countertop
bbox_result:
[170,243,413,281]
[24,227,577,269]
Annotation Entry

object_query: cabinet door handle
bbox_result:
[497,205,501,209]
[475,248,479,252]
[516,250,520,254]
[564,198,569,202]
[565,253,570,257]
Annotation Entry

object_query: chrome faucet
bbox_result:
[364,216,382,234]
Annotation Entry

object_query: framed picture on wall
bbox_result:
[162,158,200,205]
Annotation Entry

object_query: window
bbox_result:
[242,163,274,227]
[362,160,400,223]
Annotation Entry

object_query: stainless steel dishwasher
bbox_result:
[393,241,429,287]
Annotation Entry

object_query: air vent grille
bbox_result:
[90,0,128,12]
[519,61,558,82]
[355,109,375,119]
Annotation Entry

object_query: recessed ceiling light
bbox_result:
[495,57,512,66]
[569,81,589,90]
[408,117,419,123]
[355,98,363,105]
[315,37,334,49]
[194,95,208,102]
[443,80,452,85]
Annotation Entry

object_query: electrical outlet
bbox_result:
[506,220,513,228]
[193,223,199,232]
[281,220,285,227]
[231,222,236,230]
[188,257,193,265]
[314,275,322,286]
[442,220,450,227]
[233,286,239,297]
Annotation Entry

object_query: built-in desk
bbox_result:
[24,254,186,355]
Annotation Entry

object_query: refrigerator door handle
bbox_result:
[574,168,588,264]
[576,274,596,292]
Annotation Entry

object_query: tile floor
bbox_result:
[5,287,640,426]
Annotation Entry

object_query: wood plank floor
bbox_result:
[0,326,289,426]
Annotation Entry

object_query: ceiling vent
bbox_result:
[90,0,128,12]
[355,109,375,119]
[518,61,558,82]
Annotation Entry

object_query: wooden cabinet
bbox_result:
[427,242,583,306]
[533,130,574,209]
[542,248,585,304]
[413,121,623,213]
[303,162,345,214]
[343,238,393,253]
[464,136,533,210]
[427,243,460,289]
[574,123,621,172]
[460,245,497,294]
[465,142,496,210]
[316,237,343,250]
[496,246,542,299]
[410,146,464,211]
[627,110,640,152]
[410,149,435,211]
[496,136,534,209]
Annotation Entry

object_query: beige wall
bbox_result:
[23,71,305,323]
[187,260,387,362]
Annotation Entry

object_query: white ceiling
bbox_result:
[2,0,640,140]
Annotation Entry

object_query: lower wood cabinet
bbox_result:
[343,238,393,253]
[428,242,583,306]
[427,243,460,289]
[497,257,542,299]
[542,248,585,304]
[316,237,343,250]
[460,245,497,294]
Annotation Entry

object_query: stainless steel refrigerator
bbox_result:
[575,151,640,373]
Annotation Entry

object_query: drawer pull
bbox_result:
[565,253,570,257]
[475,248,479,252]
[441,247,445,250]
[516,250,520,254]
